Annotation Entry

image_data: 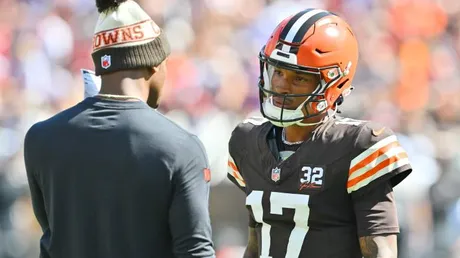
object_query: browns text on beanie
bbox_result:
[91,0,170,76]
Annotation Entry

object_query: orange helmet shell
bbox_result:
[261,9,359,110]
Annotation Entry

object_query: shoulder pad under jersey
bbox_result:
[227,116,268,192]
[242,116,268,125]
[347,121,412,195]
[231,116,268,139]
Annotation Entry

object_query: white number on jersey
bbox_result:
[246,191,310,258]
[300,166,324,185]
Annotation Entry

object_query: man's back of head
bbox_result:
[92,0,170,108]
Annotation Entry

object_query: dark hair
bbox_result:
[95,0,129,13]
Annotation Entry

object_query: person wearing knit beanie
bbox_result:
[24,1,216,257]
[92,0,171,108]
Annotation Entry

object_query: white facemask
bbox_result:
[259,52,341,127]
[262,96,329,127]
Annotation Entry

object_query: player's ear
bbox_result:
[148,63,163,77]
[149,59,167,76]
[144,67,155,79]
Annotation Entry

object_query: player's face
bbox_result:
[270,67,320,111]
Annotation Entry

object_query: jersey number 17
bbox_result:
[246,190,310,258]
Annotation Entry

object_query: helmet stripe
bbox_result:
[279,9,330,53]
[291,12,331,45]
[279,8,314,40]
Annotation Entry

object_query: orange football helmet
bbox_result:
[258,9,359,127]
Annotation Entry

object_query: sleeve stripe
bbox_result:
[227,156,246,187]
[349,146,406,181]
[347,152,409,192]
[228,160,238,173]
[347,157,410,193]
[228,161,245,182]
[349,141,401,177]
[350,135,397,169]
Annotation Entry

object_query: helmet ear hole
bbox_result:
[337,79,349,89]
[335,94,344,106]
[333,78,350,107]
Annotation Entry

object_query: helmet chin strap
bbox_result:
[263,80,343,127]
[295,105,336,127]
[263,96,309,127]
[265,99,336,128]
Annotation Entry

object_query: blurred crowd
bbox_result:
[0,0,460,257]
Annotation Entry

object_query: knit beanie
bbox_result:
[92,0,171,76]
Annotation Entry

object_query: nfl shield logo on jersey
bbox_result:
[101,55,111,69]
[271,167,281,182]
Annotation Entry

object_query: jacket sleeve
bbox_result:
[169,135,215,258]
[24,123,49,232]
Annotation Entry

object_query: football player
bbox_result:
[227,9,411,258]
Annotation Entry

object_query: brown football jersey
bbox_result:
[227,116,411,258]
